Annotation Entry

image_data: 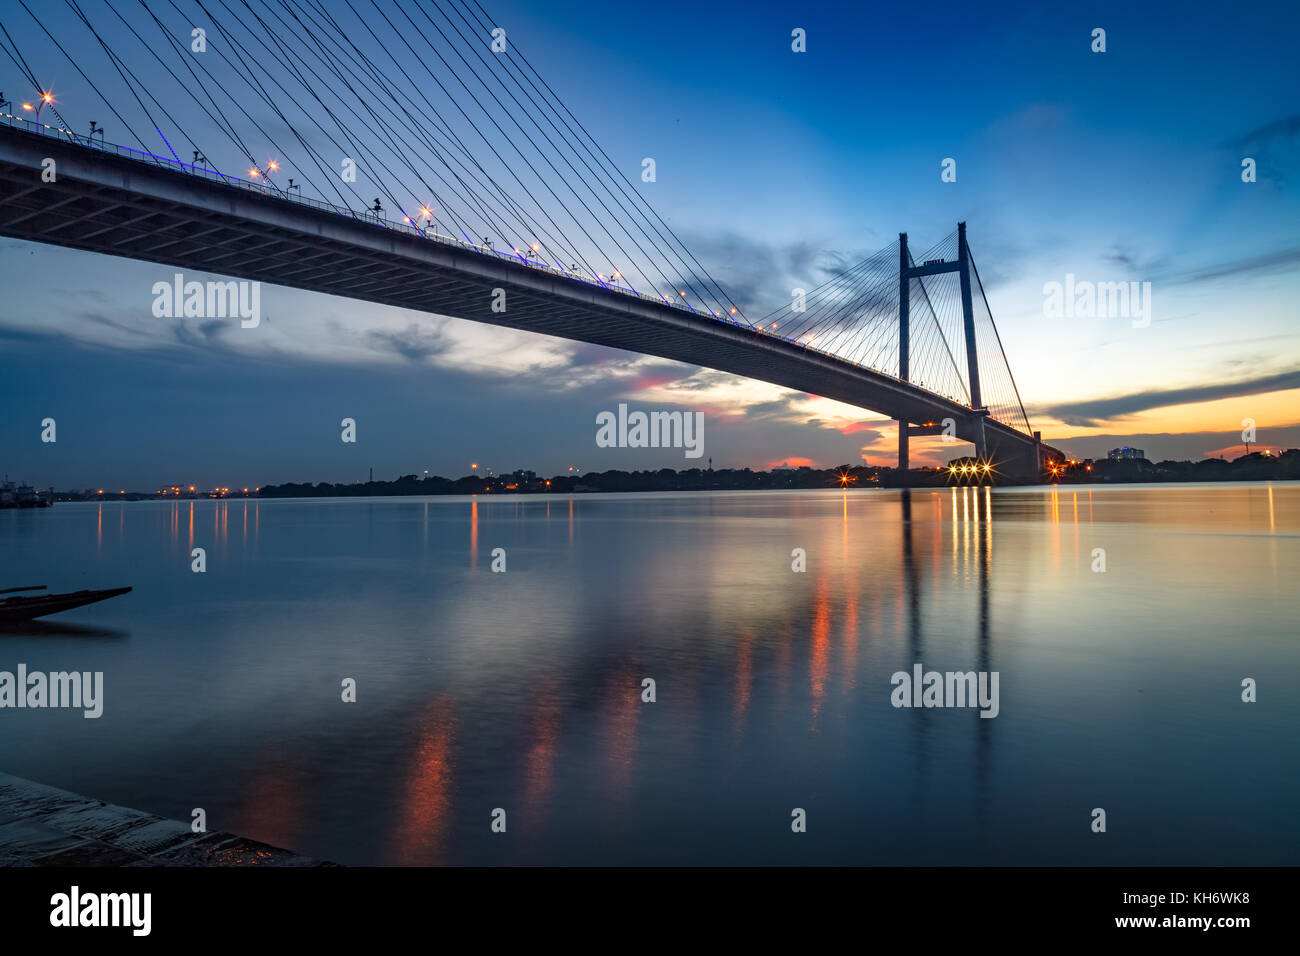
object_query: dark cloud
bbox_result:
[1103,245,1166,274]
[678,231,876,317]
[171,317,231,348]
[73,309,156,341]
[1039,369,1300,427]
[745,395,805,419]
[1224,114,1299,188]
[1166,247,1300,284]
[1228,114,1300,150]
[566,341,633,367]
[1049,240,1298,293]
[364,322,451,362]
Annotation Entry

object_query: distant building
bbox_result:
[1107,446,1146,460]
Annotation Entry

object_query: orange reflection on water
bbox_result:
[469,499,478,568]
[1071,492,1079,560]
[841,571,859,693]
[809,576,830,720]
[390,694,456,865]
[963,487,972,566]
[237,761,304,851]
[951,486,959,558]
[842,492,849,559]
[522,692,561,828]
[600,669,640,803]
[931,492,941,576]
[733,627,754,735]
[1267,484,1278,575]
[1049,486,1060,565]
[985,486,993,563]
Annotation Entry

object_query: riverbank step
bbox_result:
[0,772,334,866]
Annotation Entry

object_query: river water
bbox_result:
[1,483,1296,864]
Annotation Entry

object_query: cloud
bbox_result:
[627,367,794,420]
[1102,245,1166,275]
[0,252,599,382]
[1164,247,1300,285]
[1039,369,1300,427]
[678,231,878,317]
[1203,443,1285,458]
[1051,241,1297,296]
[1228,114,1300,151]
[838,421,885,436]
[363,323,452,362]
[1223,115,1299,188]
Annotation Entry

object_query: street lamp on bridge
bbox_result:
[21,90,54,125]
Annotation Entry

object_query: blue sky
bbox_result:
[1,0,1297,489]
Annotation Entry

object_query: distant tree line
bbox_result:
[256,450,1299,498]
[260,465,894,497]
[1054,450,1300,484]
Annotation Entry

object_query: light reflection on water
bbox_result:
[0,483,1296,865]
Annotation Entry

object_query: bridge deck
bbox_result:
[0,125,1061,477]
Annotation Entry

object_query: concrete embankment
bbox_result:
[0,772,332,866]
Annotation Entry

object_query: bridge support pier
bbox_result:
[971,410,988,462]
[898,232,910,484]
[984,426,1041,482]
[957,222,983,419]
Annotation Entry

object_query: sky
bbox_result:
[1,0,1297,491]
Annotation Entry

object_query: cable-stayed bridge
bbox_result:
[0,0,1064,480]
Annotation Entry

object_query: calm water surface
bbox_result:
[1,484,1296,865]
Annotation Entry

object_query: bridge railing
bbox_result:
[1,111,1002,421]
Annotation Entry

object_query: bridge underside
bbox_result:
[0,128,1061,480]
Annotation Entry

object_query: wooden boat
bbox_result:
[0,585,132,623]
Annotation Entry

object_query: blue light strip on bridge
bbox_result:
[155,128,182,165]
